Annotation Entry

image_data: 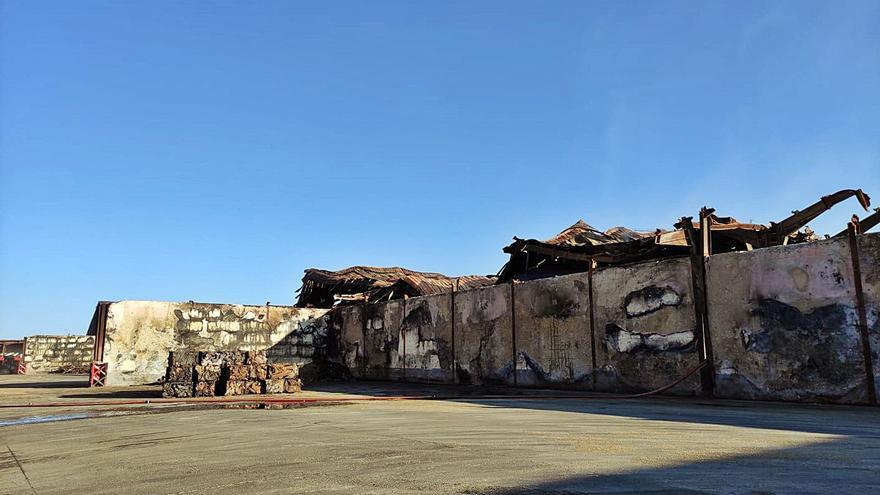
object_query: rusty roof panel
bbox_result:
[295,266,496,308]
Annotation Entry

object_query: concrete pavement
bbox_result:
[0,374,878,494]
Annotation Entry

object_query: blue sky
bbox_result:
[1,1,878,338]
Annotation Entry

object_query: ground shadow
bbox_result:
[308,380,880,438]
[311,382,879,493]
[60,389,162,399]
[298,381,880,493]
[0,380,89,389]
[464,438,879,494]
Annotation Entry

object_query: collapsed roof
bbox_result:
[295,266,496,308]
[498,188,872,282]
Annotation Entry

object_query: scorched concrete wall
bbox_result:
[707,235,874,404]
[334,305,366,377]
[102,301,329,386]
[24,335,95,374]
[592,257,700,394]
[403,293,454,383]
[512,273,593,388]
[857,233,880,399]
[361,299,405,381]
[329,232,880,404]
[333,294,457,384]
[335,259,700,393]
[454,284,515,386]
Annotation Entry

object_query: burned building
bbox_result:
[295,266,496,308]
[498,188,872,282]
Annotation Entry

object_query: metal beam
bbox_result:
[679,215,715,396]
[847,223,877,405]
[768,189,870,245]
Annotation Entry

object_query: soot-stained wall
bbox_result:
[335,296,456,383]
[454,284,514,386]
[102,301,329,386]
[335,305,366,378]
[362,299,405,381]
[333,260,700,392]
[403,293,454,383]
[327,233,879,403]
[513,273,594,388]
[707,236,871,404]
[857,234,880,399]
[592,257,701,394]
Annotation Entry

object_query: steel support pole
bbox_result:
[847,222,877,405]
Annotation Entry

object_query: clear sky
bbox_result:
[1,1,878,338]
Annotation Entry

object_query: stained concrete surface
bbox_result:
[0,375,878,494]
[101,301,329,386]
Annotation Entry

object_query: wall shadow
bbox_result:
[464,438,877,494]
[0,379,89,389]
[304,381,880,493]
[308,381,880,437]
[462,395,880,437]
[60,389,162,399]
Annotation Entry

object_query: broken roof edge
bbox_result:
[507,188,872,254]
[300,265,496,284]
[302,265,450,279]
[91,299,312,310]
[296,265,497,308]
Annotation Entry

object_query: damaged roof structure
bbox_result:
[498,189,872,282]
[296,189,874,296]
[295,266,496,308]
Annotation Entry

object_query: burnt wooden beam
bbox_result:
[522,244,593,261]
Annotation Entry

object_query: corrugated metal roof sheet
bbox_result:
[295,266,496,307]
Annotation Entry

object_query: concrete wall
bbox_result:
[94,233,875,399]
[332,233,878,404]
[593,257,701,394]
[857,234,880,400]
[513,272,593,388]
[334,305,365,377]
[403,292,454,383]
[707,235,874,404]
[454,284,515,386]
[102,301,329,386]
[359,299,404,380]
[24,335,95,374]
[334,257,700,393]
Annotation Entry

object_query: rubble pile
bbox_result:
[162,350,302,398]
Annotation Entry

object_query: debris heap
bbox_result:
[163,350,302,398]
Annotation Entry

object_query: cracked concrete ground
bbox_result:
[0,374,878,494]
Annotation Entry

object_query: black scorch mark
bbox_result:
[740,298,860,384]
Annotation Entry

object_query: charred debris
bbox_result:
[295,266,495,308]
[498,188,872,281]
[296,189,874,307]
